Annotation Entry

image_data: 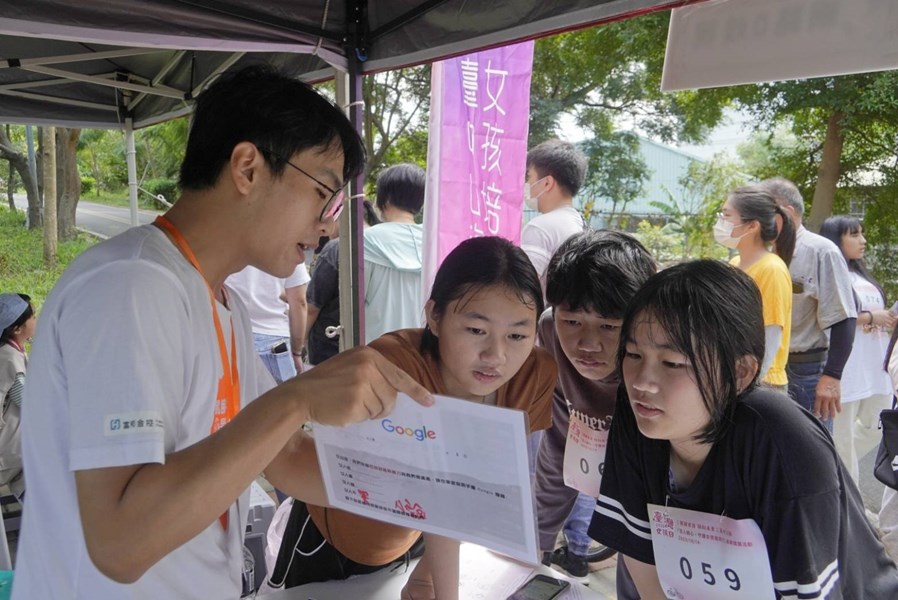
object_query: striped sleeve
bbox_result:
[763,492,844,599]
[6,373,25,408]
[773,558,839,599]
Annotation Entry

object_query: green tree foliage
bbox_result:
[362,67,430,190]
[732,70,898,231]
[577,109,645,223]
[137,118,188,182]
[529,11,732,215]
[77,129,126,194]
[77,118,187,198]
[650,156,747,260]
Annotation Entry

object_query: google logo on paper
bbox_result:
[381,419,437,442]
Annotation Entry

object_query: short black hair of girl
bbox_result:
[375,163,426,215]
[617,260,765,444]
[421,237,544,360]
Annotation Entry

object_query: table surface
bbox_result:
[260,543,611,600]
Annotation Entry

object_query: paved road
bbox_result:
[13,195,159,239]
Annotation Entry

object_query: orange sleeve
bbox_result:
[526,348,558,431]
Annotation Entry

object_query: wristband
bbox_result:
[859,310,872,325]
[291,350,303,357]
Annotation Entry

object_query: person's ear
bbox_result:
[735,354,759,393]
[424,299,440,335]
[229,142,263,195]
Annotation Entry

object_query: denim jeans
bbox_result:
[563,492,595,557]
[786,360,833,433]
[253,333,297,385]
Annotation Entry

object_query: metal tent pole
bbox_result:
[124,117,139,227]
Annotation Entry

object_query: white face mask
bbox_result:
[712,216,748,249]
[523,177,547,210]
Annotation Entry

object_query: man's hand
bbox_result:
[283,346,433,426]
[814,374,842,421]
[264,347,433,504]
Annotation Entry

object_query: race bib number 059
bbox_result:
[647,504,775,600]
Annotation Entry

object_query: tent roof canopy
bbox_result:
[0,0,695,129]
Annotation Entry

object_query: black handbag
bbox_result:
[874,397,898,490]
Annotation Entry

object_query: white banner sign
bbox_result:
[314,393,538,563]
[663,0,898,91]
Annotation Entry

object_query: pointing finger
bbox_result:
[371,350,434,407]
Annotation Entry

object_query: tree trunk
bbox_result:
[56,127,81,241]
[6,155,14,211]
[42,127,57,267]
[33,127,44,229]
[807,110,844,232]
[0,125,40,226]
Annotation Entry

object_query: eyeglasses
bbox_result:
[261,148,346,222]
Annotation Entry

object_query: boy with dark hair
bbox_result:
[13,65,431,599]
[535,229,655,580]
[364,163,427,341]
[521,139,588,296]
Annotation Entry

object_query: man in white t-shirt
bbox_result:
[12,66,432,600]
[520,139,588,297]
[227,264,310,381]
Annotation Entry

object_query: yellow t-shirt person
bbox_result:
[731,253,793,386]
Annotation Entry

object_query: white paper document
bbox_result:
[313,393,539,562]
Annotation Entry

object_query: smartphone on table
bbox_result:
[507,573,570,600]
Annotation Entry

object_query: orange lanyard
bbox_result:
[154,216,240,528]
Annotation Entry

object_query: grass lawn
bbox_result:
[0,206,99,311]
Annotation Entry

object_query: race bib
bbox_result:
[562,413,607,497]
[647,504,775,600]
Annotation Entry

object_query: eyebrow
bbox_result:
[320,167,343,190]
[624,336,678,351]
[464,311,533,328]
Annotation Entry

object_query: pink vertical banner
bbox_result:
[422,41,535,297]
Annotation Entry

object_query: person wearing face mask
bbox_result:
[715,185,795,390]
[521,139,588,299]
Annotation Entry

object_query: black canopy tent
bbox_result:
[0,0,701,347]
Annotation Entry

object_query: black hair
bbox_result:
[362,199,382,227]
[374,163,426,215]
[526,139,588,198]
[617,260,765,445]
[886,327,898,373]
[0,293,33,345]
[179,65,366,190]
[546,229,656,317]
[728,185,796,266]
[421,237,544,360]
[820,216,886,306]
